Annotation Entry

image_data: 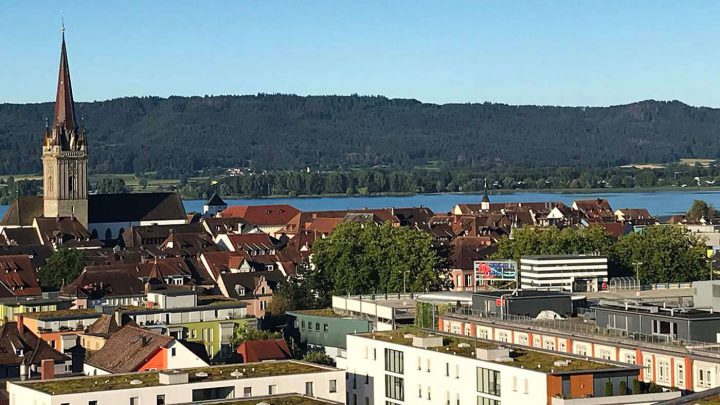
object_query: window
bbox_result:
[446,362,450,376]
[316,323,320,331]
[171,348,176,357]
[477,397,500,405]
[156,395,165,405]
[130,398,139,405]
[644,358,653,381]
[385,348,404,374]
[365,374,369,384]
[90,401,98,405]
[427,385,432,400]
[330,379,337,393]
[365,397,370,405]
[512,376,518,391]
[624,353,637,364]
[324,324,329,332]
[544,340,555,351]
[652,320,677,336]
[477,367,501,396]
[302,320,306,329]
[268,384,277,395]
[418,384,423,398]
[677,364,685,386]
[306,381,314,396]
[658,360,670,384]
[385,375,404,401]
[243,387,252,397]
[698,369,714,388]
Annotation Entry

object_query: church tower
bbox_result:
[42,27,88,227]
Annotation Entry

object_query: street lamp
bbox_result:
[633,261,643,290]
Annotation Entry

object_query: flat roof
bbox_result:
[21,308,100,321]
[521,255,607,260]
[15,360,336,395]
[361,329,631,374]
[596,305,720,320]
[474,290,571,299]
[289,308,346,318]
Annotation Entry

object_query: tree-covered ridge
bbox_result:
[2,95,720,175]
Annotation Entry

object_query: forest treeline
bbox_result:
[2,95,720,175]
[3,162,720,204]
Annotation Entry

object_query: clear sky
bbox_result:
[1,1,719,106]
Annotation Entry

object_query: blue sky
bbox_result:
[1,1,719,106]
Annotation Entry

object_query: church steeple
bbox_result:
[46,26,86,151]
[42,24,89,228]
[481,178,490,211]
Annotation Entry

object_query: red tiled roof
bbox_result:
[0,255,41,297]
[86,324,173,373]
[236,339,291,363]
[221,205,300,226]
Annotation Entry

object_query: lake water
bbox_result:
[3,190,720,219]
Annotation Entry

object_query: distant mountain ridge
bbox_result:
[0,94,718,175]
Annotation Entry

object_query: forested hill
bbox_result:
[1,95,719,175]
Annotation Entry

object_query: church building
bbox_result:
[0,28,187,241]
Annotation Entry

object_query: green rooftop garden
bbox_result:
[23,308,99,320]
[21,361,330,395]
[366,328,624,374]
[291,308,344,318]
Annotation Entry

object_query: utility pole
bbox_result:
[633,261,643,290]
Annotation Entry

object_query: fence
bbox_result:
[608,277,693,291]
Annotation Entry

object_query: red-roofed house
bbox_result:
[236,338,292,363]
[0,255,41,298]
[220,205,300,236]
[215,233,278,256]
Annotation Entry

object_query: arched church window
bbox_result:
[119,228,125,238]
[91,229,98,239]
[105,228,112,240]
[48,175,53,192]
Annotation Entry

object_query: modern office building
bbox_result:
[439,306,720,393]
[594,300,720,343]
[286,309,372,358]
[471,290,575,318]
[7,360,346,405]
[520,255,608,292]
[344,330,666,405]
[331,294,417,331]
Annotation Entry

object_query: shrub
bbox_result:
[632,379,641,394]
[619,380,627,395]
[605,381,613,397]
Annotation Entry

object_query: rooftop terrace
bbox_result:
[177,395,339,404]
[17,360,333,395]
[364,329,626,374]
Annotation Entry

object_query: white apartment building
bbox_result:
[344,330,651,405]
[520,255,608,292]
[7,360,345,405]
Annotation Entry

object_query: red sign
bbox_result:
[495,298,502,306]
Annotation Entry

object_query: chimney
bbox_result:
[16,315,24,334]
[40,359,55,380]
[114,310,123,327]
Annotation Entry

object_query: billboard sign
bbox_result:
[474,260,517,282]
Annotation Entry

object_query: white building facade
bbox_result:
[520,255,608,292]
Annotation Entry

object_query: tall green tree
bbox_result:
[493,226,616,264]
[38,248,87,290]
[312,222,444,296]
[615,225,707,283]
[687,200,717,221]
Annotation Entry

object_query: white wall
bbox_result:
[345,334,547,405]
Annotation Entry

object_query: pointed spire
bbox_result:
[481,178,490,204]
[52,24,78,147]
